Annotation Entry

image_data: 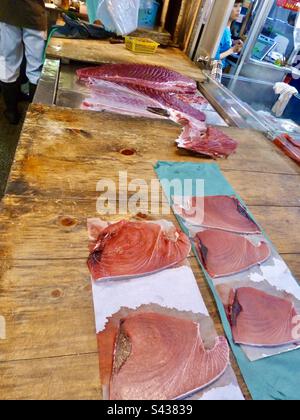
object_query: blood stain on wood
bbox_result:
[58,216,78,228]
[120,149,136,156]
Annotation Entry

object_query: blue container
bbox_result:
[282,76,300,125]
[283,95,300,125]
[138,0,160,29]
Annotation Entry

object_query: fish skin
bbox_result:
[109,312,230,400]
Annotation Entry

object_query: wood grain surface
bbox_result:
[0,97,299,400]
[46,39,206,83]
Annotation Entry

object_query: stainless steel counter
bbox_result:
[35,58,275,134]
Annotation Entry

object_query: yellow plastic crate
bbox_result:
[125,37,160,54]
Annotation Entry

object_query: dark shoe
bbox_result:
[29,83,37,102]
[0,81,21,125]
[18,90,30,103]
[3,109,20,125]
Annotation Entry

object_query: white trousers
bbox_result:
[0,22,46,84]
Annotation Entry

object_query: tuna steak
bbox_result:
[77,64,197,93]
[228,287,299,347]
[196,230,271,278]
[87,220,191,281]
[110,312,230,400]
[173,195,260,234]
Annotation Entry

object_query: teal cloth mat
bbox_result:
[155,161,300,401]
[86,0,99,23]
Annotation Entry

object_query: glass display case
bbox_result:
[223,0,300,135]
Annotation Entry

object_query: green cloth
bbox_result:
[155,161,300,401]
[86,0,99,23]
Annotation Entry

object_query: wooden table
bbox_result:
[0,103,299,400]
[47,38,207,83]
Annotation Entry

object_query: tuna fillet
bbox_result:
[82,80,168,119]
[78,64,237,158]
[110,312,230,400]
[274,134,300,165]
[88,220,191,281]
[196,230,271,278]
[175,92,209,106]
[77,64,197,93]
[177,125,238,159]
[128,85,207,122]
[228,287,299,347]
[88,79,207,123]
[173,195,260,234]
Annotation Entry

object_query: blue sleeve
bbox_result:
[216,28,232,60]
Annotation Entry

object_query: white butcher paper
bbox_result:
[92,265,209,333]
[199,384,245,401]
[250,256,300,301]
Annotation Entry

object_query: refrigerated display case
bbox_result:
[223,0,300,134]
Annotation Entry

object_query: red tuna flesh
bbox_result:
[173,195,260,234]
[77,63,197,93]
[88,220,191,281]
[110,312,230,400]
[177,125,238,159]
[196,230,271,278]
[229,287,299,347]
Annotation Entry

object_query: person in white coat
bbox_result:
[0,0,47,124]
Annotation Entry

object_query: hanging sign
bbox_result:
[277,0,300,12]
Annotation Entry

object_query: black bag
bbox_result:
[51,13,115,39]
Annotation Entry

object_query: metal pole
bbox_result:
[183,0,203,52]
[229,0,274,91]
[195,0,235,59]
[160,0,170,30]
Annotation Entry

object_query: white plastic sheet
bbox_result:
[96,0,140,35]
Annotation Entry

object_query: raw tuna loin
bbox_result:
[78,63,238,159]
[109,312,230,400]
[77,63,197,93]
[87,78,207,123]
[82,79,168,119]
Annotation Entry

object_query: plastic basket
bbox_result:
[138,0,160,29]
[125,36,160,54]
